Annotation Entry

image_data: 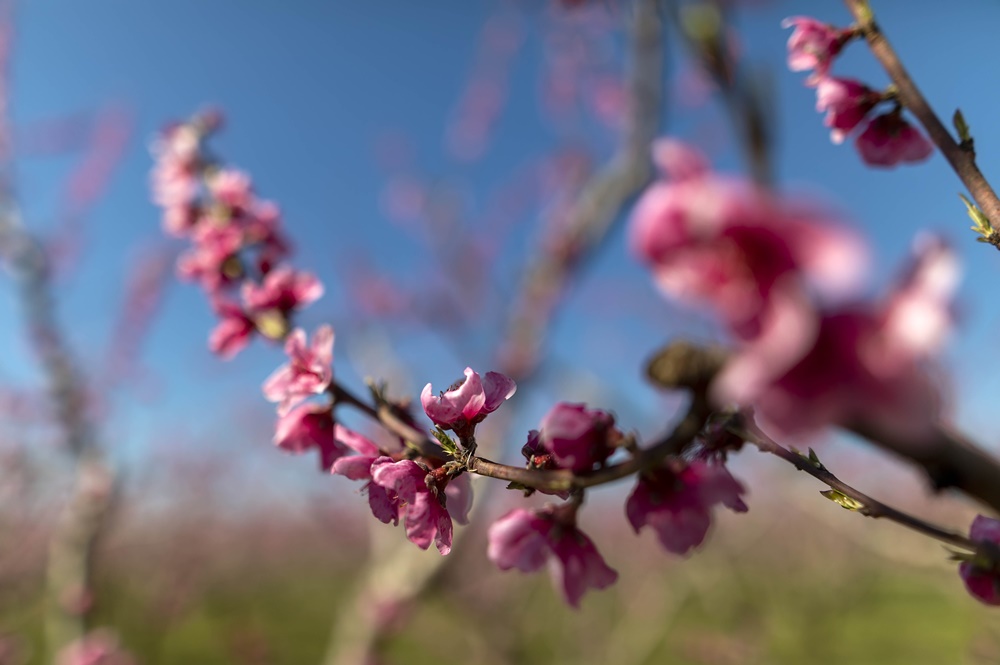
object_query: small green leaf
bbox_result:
[431,428,460,458]
[821,489,865,511]
[960,193,992,236]
[953,109,972,144]
[807,448,827,471]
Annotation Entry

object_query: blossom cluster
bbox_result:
[150,112,323,359]
[631,137,956,439]
[498,398,747,606]
[784,16,932,167]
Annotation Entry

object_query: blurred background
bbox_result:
[1,0,1000,663]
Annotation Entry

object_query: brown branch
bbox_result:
[844,0,1000,243]
[734,415,975,551]
[336,374,710,493]
[468,396,709,491]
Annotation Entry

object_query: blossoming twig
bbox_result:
[844,0,1000,244]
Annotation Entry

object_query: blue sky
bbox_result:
[4,0,1000,482]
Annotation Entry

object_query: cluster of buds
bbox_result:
[150,111,323,359]
[326,367,515,554]
[488,400,747,606]
[783,16,932,167]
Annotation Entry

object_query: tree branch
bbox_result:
[843,0,1000,244]
[733,414,975,551]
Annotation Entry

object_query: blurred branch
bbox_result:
[673,0,772,185]
[0,13,117,659]
[844,0,1000,247]
[499,0,664,380]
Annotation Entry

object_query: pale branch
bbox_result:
[499,0,664,380]
[0,191,116,657]
[844,0,1000,246]
[733,415,975,551]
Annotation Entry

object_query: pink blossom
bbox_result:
[714,238,957,438]
[487,507,618,608]
[370,458,470,554]
[960,515,1000,606]
[630,140,866,341]
[207,298,255,359]
[815,77,879,144]
[626,460,746,555]
[330,424,381,480]
[242,265,324,315]
[856,112,933,168]
[420,367,516,434]
[538,402,617,472]
[262,325,334,416]
[57,630,135,665]
[330,428,401,525]
[274,402,347,470]
[782,16,849,83]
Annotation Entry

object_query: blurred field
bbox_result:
[1,448,997,665]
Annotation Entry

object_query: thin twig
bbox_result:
[733,415,974,551]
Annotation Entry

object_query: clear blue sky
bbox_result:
[4,0,1000,482]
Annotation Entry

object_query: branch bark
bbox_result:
[843,0,1000,242]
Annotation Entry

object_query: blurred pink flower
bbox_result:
[150,126,199,210]
[782,16,849,83]
[630,139,866,341]
[626,460,746,555]
[487,507,617,608]
[815,77,879,144]
[274,402,346,471]
[420,367,516,435]
[207,298,255,359]
[714,237,957,438]
[856,112,933,167]
[242,265,324,315]
[208,168,253,209]
[651,138,710,182]
[262,325,334,416]
[370,458,471,554]
[960,515,1000,606]
[176,224,244,294]
[538,402,617,472]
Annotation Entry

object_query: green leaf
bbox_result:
[807,448,827,471]
[960,193,992,236]
[820,489,865,511]
[953,109,972,144]
[431,428,460,458]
